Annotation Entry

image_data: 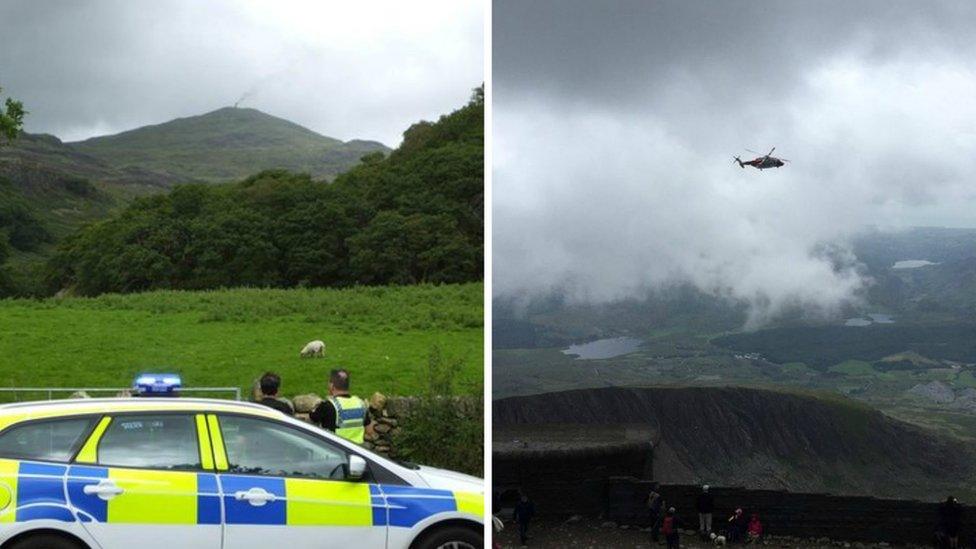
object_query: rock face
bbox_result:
[493,386,976,503]
[907,380,956,403]
[950,387,976,411]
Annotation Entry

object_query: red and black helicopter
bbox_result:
[734,147,789,170]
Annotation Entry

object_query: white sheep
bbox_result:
[300,340,325,358]
[710,533,726,546]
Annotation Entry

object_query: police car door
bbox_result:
[67,414,221,549]
[210,414,386,548]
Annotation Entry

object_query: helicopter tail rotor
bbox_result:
[733,156,744,168]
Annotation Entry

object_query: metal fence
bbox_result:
[0,387,242,401]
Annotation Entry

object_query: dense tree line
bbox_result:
[0,179,51,294]
[46,89,483,295]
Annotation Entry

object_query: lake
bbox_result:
[892,260,939,269]
[562,337,643,359]
[844,313,895,326]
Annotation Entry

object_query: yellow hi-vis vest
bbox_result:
[328,395,367,444]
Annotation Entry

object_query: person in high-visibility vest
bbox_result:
[310,368,372,443]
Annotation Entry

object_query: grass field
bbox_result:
[0,283,483,401]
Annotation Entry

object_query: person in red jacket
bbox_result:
[661,506,682,549]
[747,513,764,543]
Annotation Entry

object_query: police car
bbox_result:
[0,396,484,549]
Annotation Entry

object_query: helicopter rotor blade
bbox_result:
[745,148,762,155]
[768,147,776,156]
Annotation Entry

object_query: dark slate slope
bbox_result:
[494,386,976,501]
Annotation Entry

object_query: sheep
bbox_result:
[710,533,727,546]
[300,340,325,358]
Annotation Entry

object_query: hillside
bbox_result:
[47,92,483,295]
[493,386,976,502]
[71,107,388,183]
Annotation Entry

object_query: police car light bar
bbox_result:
[133,373,182,396]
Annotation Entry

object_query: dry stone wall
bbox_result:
[291,392,481,458]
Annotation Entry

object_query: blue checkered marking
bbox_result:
[17,462,73,522]
[369,484,387,526]
[380,485,457,528]
[219,475,286,525]
[66,465,108,523]
[197,473,221,525]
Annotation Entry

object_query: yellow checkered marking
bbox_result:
[76,416,112,464]
[107,469,197,524]
[196,415,214,470]
[0,459,17,523]
[206,415,228,471]
[454,490,484,517]
[285,478,372,526]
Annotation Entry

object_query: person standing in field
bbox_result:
[310,368,373,443]
[696,484,714,539]
[254,372,294,416]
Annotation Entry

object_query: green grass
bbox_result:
[0,283,482,400]
[829,360,877,376]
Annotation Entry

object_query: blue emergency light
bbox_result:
[132,373,182,397]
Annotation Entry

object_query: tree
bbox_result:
[0,86,26,142]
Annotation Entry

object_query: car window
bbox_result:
[219,415,349,479]
[0,418,94,462]
[98,414,201,470]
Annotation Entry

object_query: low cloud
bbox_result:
[493,1,976,326]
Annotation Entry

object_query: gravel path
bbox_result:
[493,518,931,549]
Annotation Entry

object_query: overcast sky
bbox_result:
[494,0,976,323]
[0,0,482,146]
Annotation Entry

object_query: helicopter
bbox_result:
[733,147,789,170]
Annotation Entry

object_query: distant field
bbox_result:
[0,283,483,400]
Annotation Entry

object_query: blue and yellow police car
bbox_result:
[0,395,484,549]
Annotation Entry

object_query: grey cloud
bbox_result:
[0,0,483,145]
[493,0,976,324]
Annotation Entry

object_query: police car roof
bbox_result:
[0,397,281,420]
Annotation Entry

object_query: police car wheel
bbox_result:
[413,525,482,549]
[7,533,86,549]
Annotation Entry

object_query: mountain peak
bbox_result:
[69,107,389,184]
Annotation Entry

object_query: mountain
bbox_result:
[46,92,483,295]
[0,105,394,295]
[70,107,389,184]
[494,386,976,502]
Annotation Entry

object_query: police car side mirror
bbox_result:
[346,455,367,481]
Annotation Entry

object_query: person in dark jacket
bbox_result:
[938,496,963,549]
[727,508,747,544]
[647,483,664,543]
[661,506,682,549]
[513,493,535,546]
[254,372,294,415]
[697,484,714,539]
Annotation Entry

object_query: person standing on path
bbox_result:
[696,484,714,539]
